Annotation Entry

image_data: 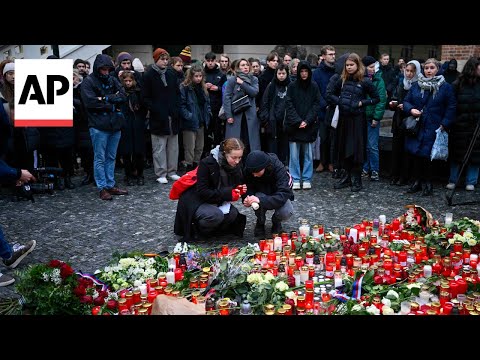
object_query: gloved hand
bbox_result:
[236,184,247,195]
[231,189,240,201]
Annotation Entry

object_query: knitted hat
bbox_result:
[179,46,192,64]
[245,151,271,173]
[3,62,14,75]
[117,52,133,64]
[132,58,145,73]
[362,55,377,67]
[153,48,169,63]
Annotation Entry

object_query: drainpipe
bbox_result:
[52,45,60,58]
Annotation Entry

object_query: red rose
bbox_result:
[74,285,86,297]
[60,263,74,279]
[373,275,383,284]
[97,290,108,299]
[446,232,454,239]
[106,299,117,310]
[79,277,94,287]
[49,259,62,268]
[80,295,93,304]
[94,296,105,306]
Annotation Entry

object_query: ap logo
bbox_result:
[14,59,73,127]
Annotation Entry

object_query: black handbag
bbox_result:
[402,115,421,137]
[232,94,251,114]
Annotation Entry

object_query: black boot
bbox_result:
[334,172,352,189]
[56,177,65,190]
[254,209,266,238]
[231,213,247,237]
[65,176,75,189]
[81,173,94,186]
[396,177,408,186]
[390,177,399,186]
[421,181,433,196]
[407,180,422,194]
[351,173,363,192]
[271,216,283,234]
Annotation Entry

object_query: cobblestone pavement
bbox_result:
[1,166,479,299]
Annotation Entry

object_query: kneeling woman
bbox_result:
[174,137,247,241]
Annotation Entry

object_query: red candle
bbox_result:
[442,302,453,315]
[147,290,157,303]
[174,267,183,282]
[456,278,468,294]
[221,244,229,256]
[392,218,400,231]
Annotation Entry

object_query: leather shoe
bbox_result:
[396,177,408,186]
[421,182,433,196]
[390,177,399,186]
[99,188,113,200]
[108,187,128,195]
[406,180,422,194]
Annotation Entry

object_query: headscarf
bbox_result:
[403,60,421,90]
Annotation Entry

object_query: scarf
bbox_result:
[403,60,421,91]
[417,74,445,98]
[152,64,168,86]
[211,145,242,187]
[237,71,254,85]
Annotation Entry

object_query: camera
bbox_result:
[15,167,63,202]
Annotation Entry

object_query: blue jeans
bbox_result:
[89,128,122,190]
[449,162,479,186]
[363,122,380,173]
[0,226,13,260]
[289,142,313,182]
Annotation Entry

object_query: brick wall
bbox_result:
[441,45,480,71]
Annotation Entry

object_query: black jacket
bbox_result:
[174,153,244,240]
[81,54,127,131]
[284,61,321,143]
[244,152,293,209]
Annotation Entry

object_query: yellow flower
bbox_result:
[468,238,477,247]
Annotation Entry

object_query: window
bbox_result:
[400,45,413,61]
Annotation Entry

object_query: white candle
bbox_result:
[251,202,259,210]
[445,212,453,226]
[293,271,301,287]
[300,268,309,283]
[349,228,358,243]
[423,265,432,278]
[312,226,320,238]
[138,284,148,295]
[166,266,175,284]
[273,236,282,251]
[379,215,386,224]
[470,254,478,263]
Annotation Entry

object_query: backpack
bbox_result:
[169,167,198,200]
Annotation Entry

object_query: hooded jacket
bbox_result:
[284,61,321,143]
[81,54,127,131]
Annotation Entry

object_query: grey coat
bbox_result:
[223,75,261,150]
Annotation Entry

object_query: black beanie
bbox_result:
[362,56,376,67]
[245,151,271,173]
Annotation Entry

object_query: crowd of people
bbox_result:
[1,46,480,243]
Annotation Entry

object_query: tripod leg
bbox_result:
[446,118,480,206]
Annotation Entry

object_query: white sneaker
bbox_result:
[446,183,455,190]
[156,177,168,184]
[169,174,181,181]
[466,184,475,191]
[292,182,301,190]
[303,181,312,189]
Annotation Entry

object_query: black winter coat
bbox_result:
[284,61,321,143]
[81,54,127,132]
[142,67,180,136]
[450,81,480,165]
[204,65,227,113]
[244,152,293,209]
[174,154,244,240]
[258,81,288,139]
[117,86,147,156]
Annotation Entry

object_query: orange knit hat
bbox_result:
[153,48,169,63]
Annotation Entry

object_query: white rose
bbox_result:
[386,290,399,300]
[468,238,477,247]
[366,304,380,315]
[351,304,364,312]
[275,281,289,292]
[285,291,296,300]
[381,298,391,307]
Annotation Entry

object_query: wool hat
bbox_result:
[117,52,133,64]
[3,62,14,75]
[132,58,145,73]
[245,150,271,173]
[153,48,169,63]
[362,55,377,67]
[179,46,192,64]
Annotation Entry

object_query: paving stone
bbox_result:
[1,167,479,299]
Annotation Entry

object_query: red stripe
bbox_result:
[15,120,73,127]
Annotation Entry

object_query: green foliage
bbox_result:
[14,263,88,315]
